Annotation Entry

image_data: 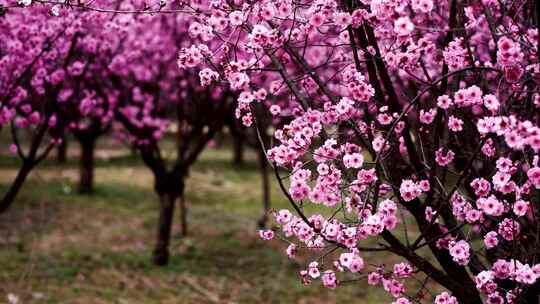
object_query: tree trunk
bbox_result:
[78,137,96,194]
[56,136,68,163]
[232,134,245,165]
[179,195,187,236]
[153,193,177,266]
[0,162,33,213]
[257,151,270,228]
[521,280,540,303]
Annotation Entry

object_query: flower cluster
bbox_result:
[399,179,429,202]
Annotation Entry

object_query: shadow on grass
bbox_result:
[0,154,142,169]
[0,146,259,170]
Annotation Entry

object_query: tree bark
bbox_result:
[78,137,96,194]
[153,193,177,266]
[0,162,33,213]
[57,136,68,163]
[232,134,245,165]
[179,195,187,236]
[521,280,540,303]
[257,151,270,228]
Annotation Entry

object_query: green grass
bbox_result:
[0,144,393,303]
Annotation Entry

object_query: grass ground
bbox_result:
[0,141,392,303]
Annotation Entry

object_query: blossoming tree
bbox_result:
[59,73,116,194]
[102,12,236,265]
[174,0,540,302]
[53,19,122,194]
[0,5,100,211]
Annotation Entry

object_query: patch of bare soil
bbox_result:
[0,200,60,251]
